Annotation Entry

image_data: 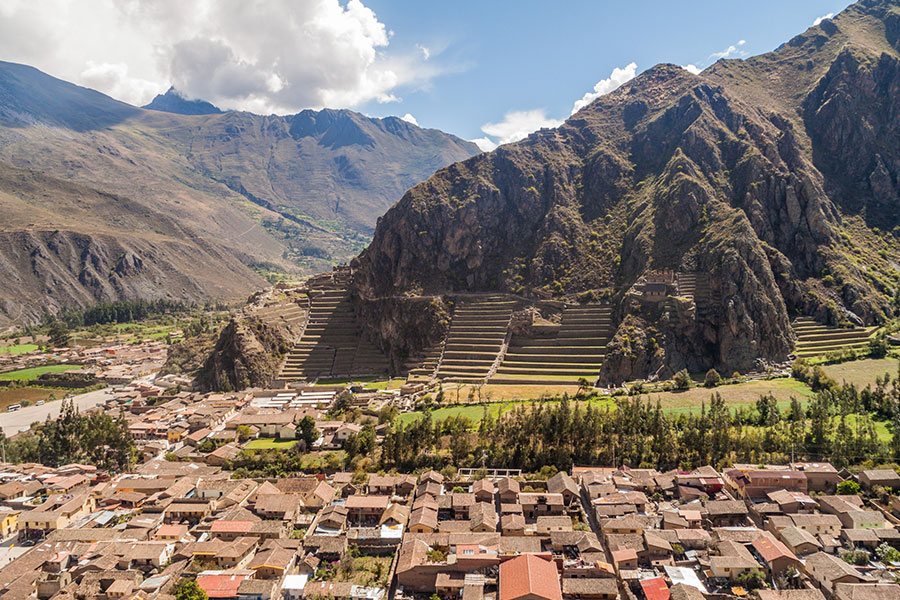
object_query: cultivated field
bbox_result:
[0,365,81,381]
[0,387,58,411]
[822,357,899,388]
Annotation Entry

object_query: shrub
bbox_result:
[673,369,691,390]
[837,480,861,495]
[704,369,721,388]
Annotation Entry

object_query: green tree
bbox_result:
[298,416,319,447]
[736,569,766,590]
[673,369,691,390]
[47,320,71,347]
[704,369,721,388]
[236,425,253,442]
[837,480,860,495]
[174,579,209,600]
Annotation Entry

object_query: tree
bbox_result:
[876,542,900,563]
[736,569,766,591]
[174,579,209,600]
[236,425,253,442]
[837,480,861,495]
[47,320,71,348]
[704,369,721,388]
[673,369,692,390]
[298,416,319,448]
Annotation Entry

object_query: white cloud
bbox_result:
[471,137,497,152]
[571,62,638,115]
[480,109,563,146]
[682,64,702,75]
[400,113,418,126]
[0,0,442,114]
[813,13,834,26]
[709,39,747,60]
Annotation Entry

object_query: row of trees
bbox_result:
[2,398,136,471]
[380,368,900,473]
[57,299,193,327]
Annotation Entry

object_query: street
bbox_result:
[0,388,111,436]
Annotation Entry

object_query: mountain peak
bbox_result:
[142,87,222,115]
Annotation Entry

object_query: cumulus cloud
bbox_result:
[400,113,418,126]
[682,64,702,75]
[480,109,563,147]
[709,39,747,60]
[0,0,442,114]
[813,13,834,26]
[471,137,498,152]
[571,62,638,114]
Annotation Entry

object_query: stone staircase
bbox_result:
[676,272,698,299]
[489,305,613,385]
[792,317,877,358]
[435,297,515,383]
[279,288,389,381]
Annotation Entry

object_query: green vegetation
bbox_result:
[0,364,81,381]
[2,398,136,471]
[244,438,298,450]
[0,343,39,355]
[174,579,209,600]
[837,480,861,495]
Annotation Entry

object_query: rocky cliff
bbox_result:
[354,0,900,379]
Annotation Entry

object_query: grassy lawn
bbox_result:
[0,344,39,355]
[244,438,297,450]
[822,357,899,389]
[300,451,346,469]
[0,364,81,381]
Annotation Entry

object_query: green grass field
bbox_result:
[0,364,81,381]
[0,344,39,355]
[244,438,298,450]
[822,357,899,389]
[397,377,814,427]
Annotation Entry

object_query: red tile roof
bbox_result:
[752,535,798,564]
[640,577,670,600]
[500,554,562,600]
[196,572,252,598]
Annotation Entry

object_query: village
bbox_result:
[0,374,898,600]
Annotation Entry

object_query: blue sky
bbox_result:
[0,0,854,150]
[358,0,853,147]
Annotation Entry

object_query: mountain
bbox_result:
[353,0,900,379]
[143,87,222,115]
[0,60,479,325]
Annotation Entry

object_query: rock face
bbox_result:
[354,0,900,378]
[198,289,307,391]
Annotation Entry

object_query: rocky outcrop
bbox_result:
[351,293,451,373]
[353,1,900,378]
[198,289,307,391]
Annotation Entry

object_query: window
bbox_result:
[461,549,474,556]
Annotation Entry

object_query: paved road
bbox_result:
[0,388,111,436]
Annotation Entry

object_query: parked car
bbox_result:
[36,400,45,406]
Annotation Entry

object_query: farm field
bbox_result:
[0,387,57,411]
[822,357,899,389]
[0,344,39,355]
[397,377,814,427]
[0,364,81,381]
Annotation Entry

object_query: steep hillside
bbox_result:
[0,61,479,325]
[143,87,222,115]
[353,0,900,379]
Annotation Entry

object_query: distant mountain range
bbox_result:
[353,0,900,379]
[0,61,479,325]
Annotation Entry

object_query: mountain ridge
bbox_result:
[352,0,900,380]
[0,60,479,325]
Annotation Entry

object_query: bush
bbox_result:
[842,550,869,566]
[736,569,766,590]
[837,480,860,495]
[704,369,721,388]
[673,369,692,390]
